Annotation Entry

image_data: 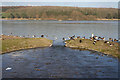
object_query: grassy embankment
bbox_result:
[65,38,120,58]
[0,35,53,54]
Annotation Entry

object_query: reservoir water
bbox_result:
[2,20,119,78]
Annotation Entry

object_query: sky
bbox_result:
[1,0,120,2]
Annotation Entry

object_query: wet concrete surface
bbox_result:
[2,45,118,78]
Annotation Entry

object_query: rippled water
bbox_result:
[2,20,118,42]
[2,46,118,78]
[2,20,119,78]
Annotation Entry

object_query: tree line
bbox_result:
[2,6,119,20]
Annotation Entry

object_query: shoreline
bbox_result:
[1,18,120,21]
[64,38,119,58]
[1,45,52,54]
[1,35,53,54]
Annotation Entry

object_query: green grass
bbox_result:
[65,38,119,58]
[1,38,52,54]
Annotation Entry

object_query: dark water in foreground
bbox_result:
[2,44,118,78]
[2,20,119,78]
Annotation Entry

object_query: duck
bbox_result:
[101,37,105,41]
[114,39,118,42]
[89,37,93,41]
[93,41,96,45]
[68,36,71,40]
[54,37,57,40]
[109,38,113,42]
[27,35,30,37]
[19,36,22,37]
[79,40,82,43]
[63,37,66,41]
[104,41,109,44]
[82,36,85,39]
[77,36,80,39]
[72,35,75,38]
[119,38,120,42]
[110,43,114,46]
[41,35,44,37]
[98,37,101,40]
[32,35,36,38]
[94,36,98,40]
[92,33,94,37]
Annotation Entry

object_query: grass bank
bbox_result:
[1,35,53,54]
[65,38,119,58]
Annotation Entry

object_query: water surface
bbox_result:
[2,20,119,78]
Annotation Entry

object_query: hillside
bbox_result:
[1,6,119,20]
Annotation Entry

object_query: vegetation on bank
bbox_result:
[2,6,119,20]
[65,38,119,58]
[1,35,52,54]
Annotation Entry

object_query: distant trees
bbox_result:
[2,6,119,20]
[8,13,15,18]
